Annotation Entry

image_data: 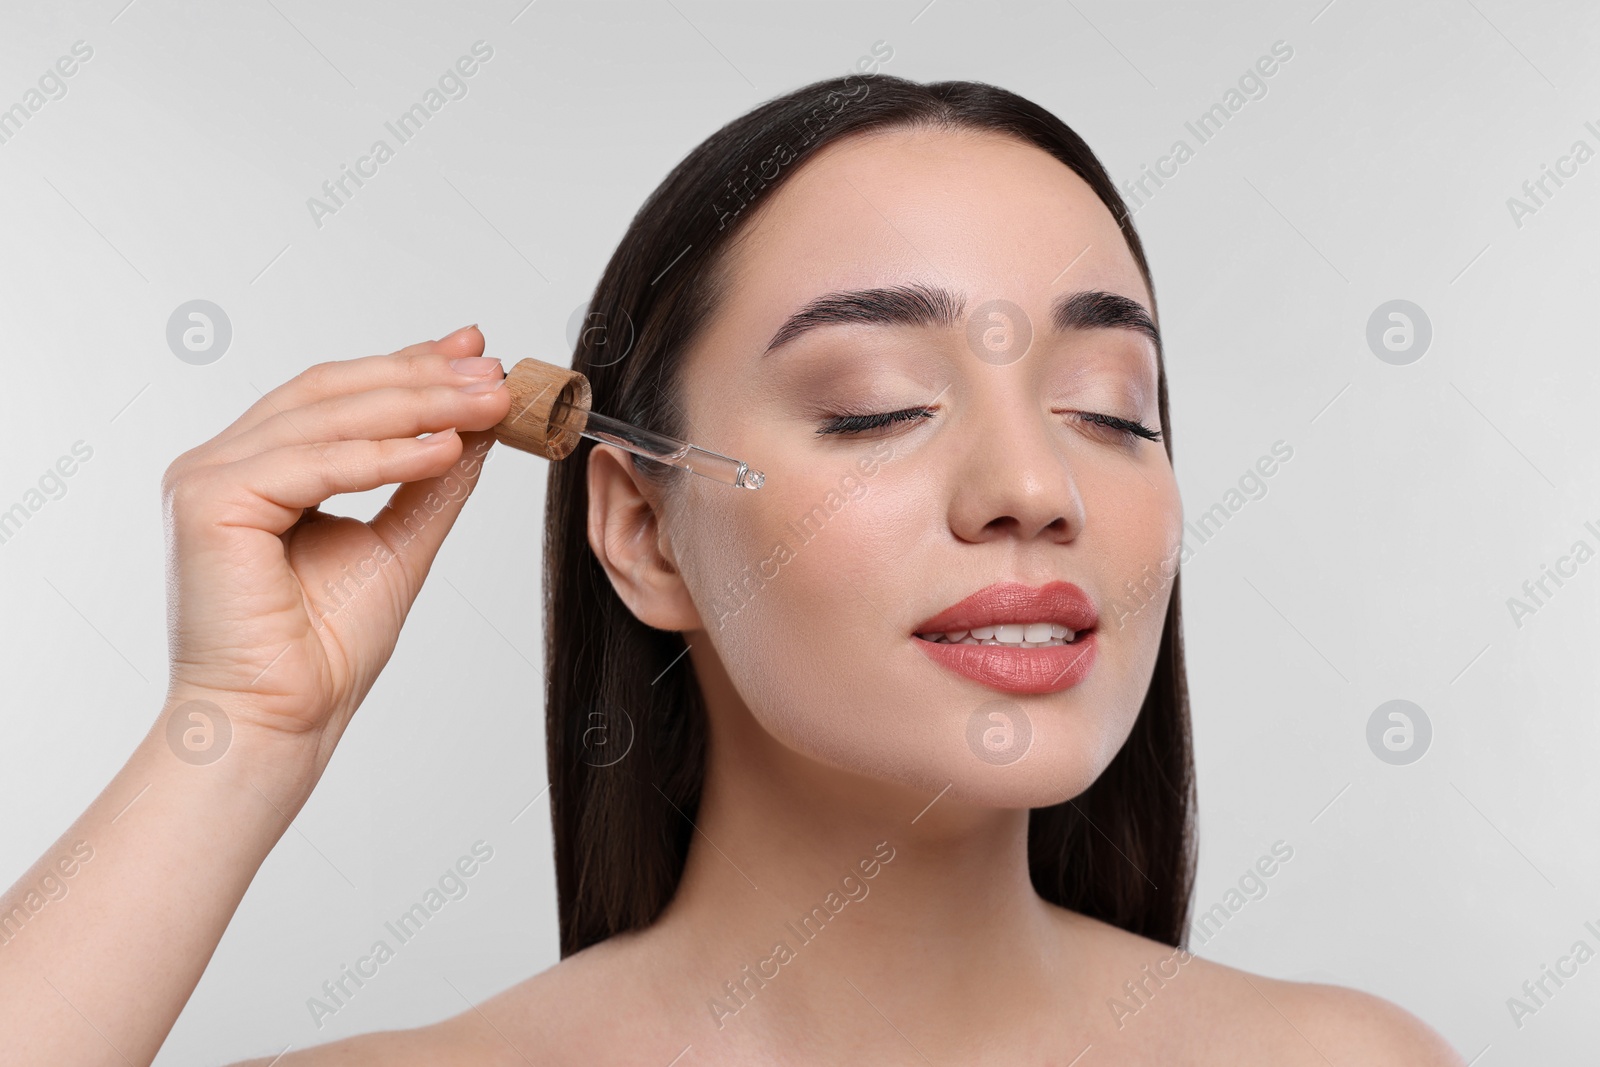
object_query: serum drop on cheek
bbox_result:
[491,357,766,490]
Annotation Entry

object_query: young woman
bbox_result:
[1,74,1463,1064]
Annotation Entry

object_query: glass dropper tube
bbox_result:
[551,398,765,490]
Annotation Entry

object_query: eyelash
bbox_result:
[815,407,936,436]
[814,406,1162,442]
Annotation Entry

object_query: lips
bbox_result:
[911,581,1099,695]
[912,580,1099,637]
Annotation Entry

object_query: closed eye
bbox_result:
[816,406,1161,442]
[815,407,935,436]
[1070,411,1163,442]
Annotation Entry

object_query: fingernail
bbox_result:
[459,377,506,394]
[450,356,501,378]
[442,323,479,341]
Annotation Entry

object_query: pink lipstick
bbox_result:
[911,580,1098,695]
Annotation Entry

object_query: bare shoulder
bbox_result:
[221,1005,527,1067]
[1055,908,1464,1065]
[223,1020,499,1066]
[223,933,648,1067]
[1244,971,1466,1066]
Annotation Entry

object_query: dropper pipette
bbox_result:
[550,398,765,490]
[490,357,766,490]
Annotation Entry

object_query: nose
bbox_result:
[946,383,1086,545]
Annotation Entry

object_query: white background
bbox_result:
[1,0,1596,1062]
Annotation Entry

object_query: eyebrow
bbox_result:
[761,282,1161,356]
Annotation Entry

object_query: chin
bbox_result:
[936,715,1124,810]
[761,692,1129,815]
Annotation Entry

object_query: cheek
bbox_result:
[1093,468,1182,695]
[675,451,927,765]
[682,441,911,625]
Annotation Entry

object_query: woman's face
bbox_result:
[660,125,1182,808]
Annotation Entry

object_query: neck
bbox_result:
[646,650,1093,1052]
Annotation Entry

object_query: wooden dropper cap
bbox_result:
[491,358,593,461]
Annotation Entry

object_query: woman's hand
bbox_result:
[0,325,516,1064]
[159,324,512,789]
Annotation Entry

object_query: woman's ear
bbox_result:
[585,443,701,631]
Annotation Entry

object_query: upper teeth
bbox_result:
[919,622,1077,646]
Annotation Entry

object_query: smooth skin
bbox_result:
[1,129,1464,1065]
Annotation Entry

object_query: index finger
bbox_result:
[218,324,494,450]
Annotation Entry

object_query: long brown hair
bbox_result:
[544,72,1195,958]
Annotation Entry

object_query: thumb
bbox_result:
[371,428,497,590]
